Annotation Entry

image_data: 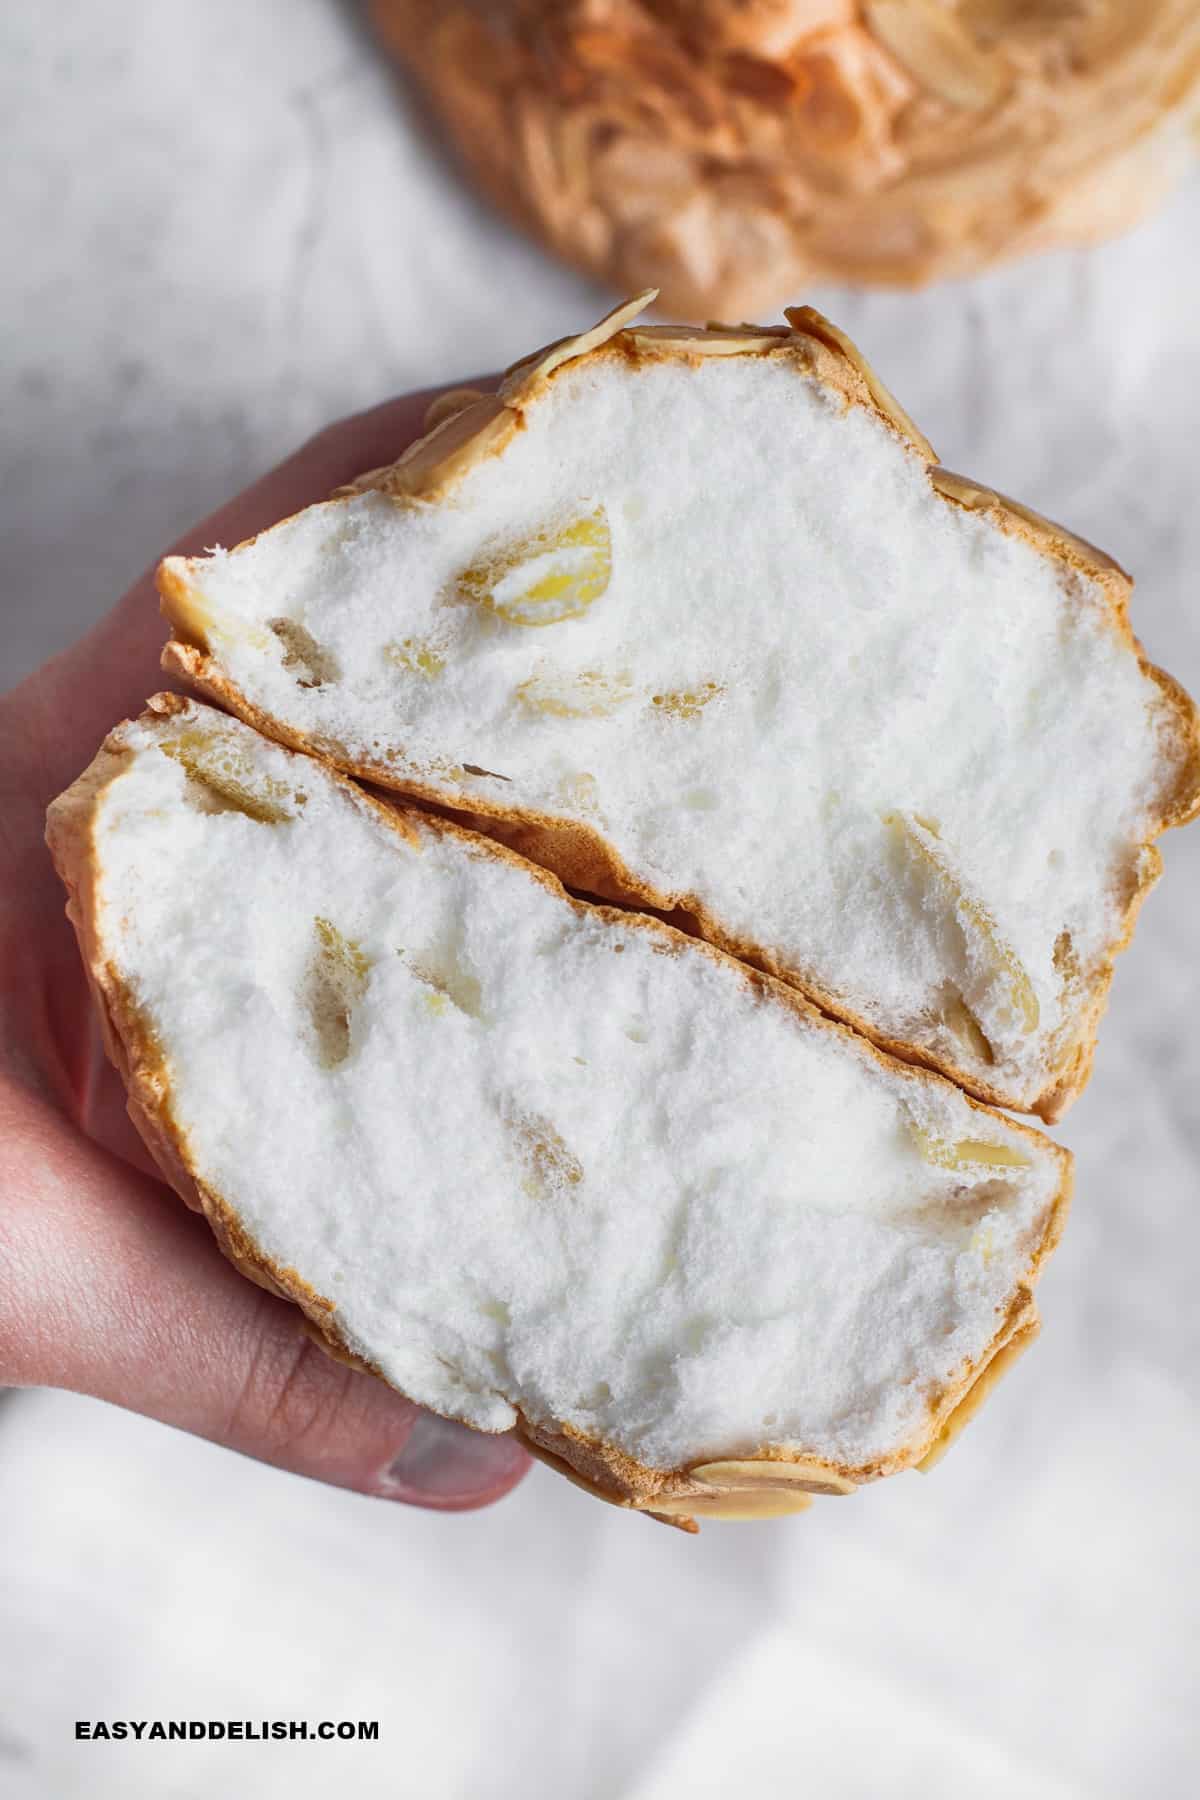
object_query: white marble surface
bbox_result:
[3,2,1199,1795]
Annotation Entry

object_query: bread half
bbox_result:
[157,296,1200,1121]
[46,695,1070,1529]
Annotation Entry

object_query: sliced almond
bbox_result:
[690,1457,856,1496]
[460,506,612,628]
[341,393,517,506]
[930,466,1131,587]
[865,0,1011,110]
[909,1122,1031,1171]
[918,1317,1040,1471]
[502,290,658,401]
[423,387,489,433]
[784,306,936,460]
[704,320,799,335]
[519,1435,633,1511]
[648,1489,814,1521]
[625,324,791,356]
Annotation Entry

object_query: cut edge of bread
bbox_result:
[46,692,1072,1531]
[157,295,1200,1121]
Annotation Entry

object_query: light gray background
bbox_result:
[3,3,1198,1796]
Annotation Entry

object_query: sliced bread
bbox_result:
[46,695,1070,1529]
[157,296,1200,1120]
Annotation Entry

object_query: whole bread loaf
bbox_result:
[368,0,1200,313]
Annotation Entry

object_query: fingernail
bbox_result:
[378,1413,528,1508]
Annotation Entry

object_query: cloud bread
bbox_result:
[46,696,1070,1530]
[158,295,1200,1120]
[366,0,1200,313]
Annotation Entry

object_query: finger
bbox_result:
[0,1083,529,1511]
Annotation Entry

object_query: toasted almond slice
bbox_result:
[648,1489,815,1521]
[625,324,791,356]
[424,387,489,432]
[519,1435,634,1512]
[784,305,936,460]
[339,393,516,505]
[864,0,1010,110]
[690,1458,856,1496]
[918,1317,1040,1471]
[704,320,799,336]
[502,290,658,401]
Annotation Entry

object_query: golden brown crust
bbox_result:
[45,696,1071,1528]
[159,303,1200,1120]
[784,303,936,459]
[916,1316,1041,1472]
[325,293,924,504]
[367,0,1200,315]
[925,464,1200,1119]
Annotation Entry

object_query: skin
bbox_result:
[0,387,530,1512]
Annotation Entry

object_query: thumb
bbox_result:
[0,1082,529,1510]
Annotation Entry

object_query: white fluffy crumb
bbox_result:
[89,704,1062,1471]
[166,353,1178,1110]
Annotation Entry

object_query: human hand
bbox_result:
[0,390,530,1511]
